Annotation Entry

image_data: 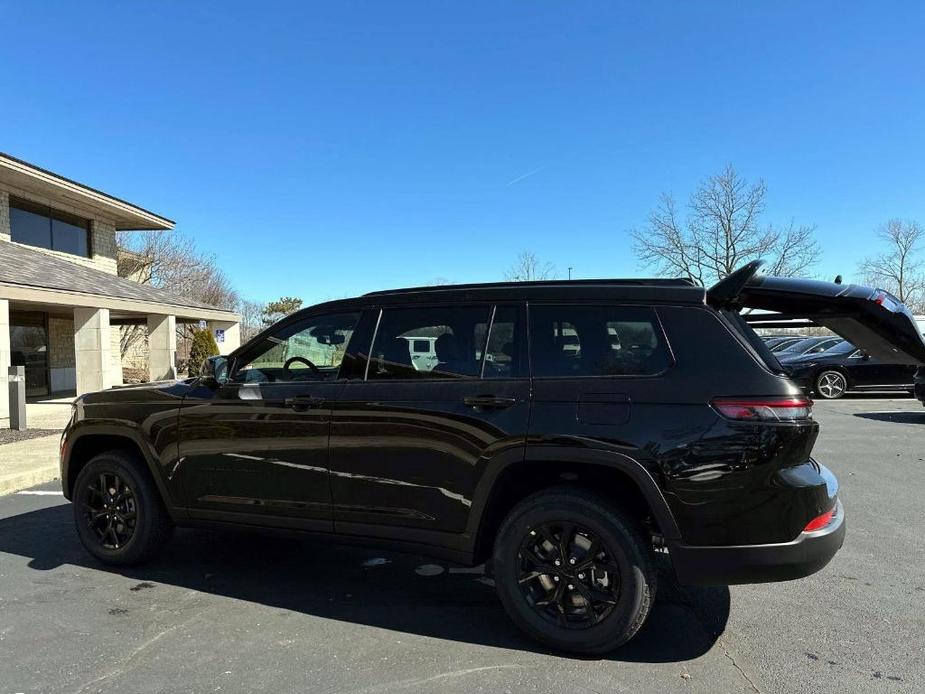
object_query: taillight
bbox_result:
[804,507,836,532]
[712,396,813,422]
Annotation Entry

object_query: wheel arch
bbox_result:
[63,425,181,518]
[468,446,680,565]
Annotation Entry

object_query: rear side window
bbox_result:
[529,305,671,377]
[368,305,491,379]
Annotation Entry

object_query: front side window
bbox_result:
[231,312,360,383]
[530,304,671,377]
[9,197,90,257]
[368,305,492,380]
[806,338,841,354]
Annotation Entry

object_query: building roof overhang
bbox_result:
[0,241,238,322]
[0,152,174,231]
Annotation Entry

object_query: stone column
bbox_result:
[148,314,177,381]
[0,299,10,427]
[208,320,241,356]
[74,307,114,394]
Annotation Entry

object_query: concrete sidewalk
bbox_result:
[0,396,71,494]
[0,433,61,495]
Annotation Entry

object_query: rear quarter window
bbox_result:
[529,304,671,377]
[720,310,783,374]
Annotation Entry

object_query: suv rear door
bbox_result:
[526,301,674,459]
[328,302,530,538]
[710,261,925,365]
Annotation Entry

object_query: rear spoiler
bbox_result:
[708,260,925,365]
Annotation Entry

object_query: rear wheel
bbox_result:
[492,486,656,654]
[815,370,848,399]
[73,451,173,565]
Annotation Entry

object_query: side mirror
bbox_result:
[200,355,229,385]
[861,352,871,361]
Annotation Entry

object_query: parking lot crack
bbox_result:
[719,636,760,694]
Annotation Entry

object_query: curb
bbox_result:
[0,466,60,496]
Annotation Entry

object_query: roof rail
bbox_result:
[363,277,698,297]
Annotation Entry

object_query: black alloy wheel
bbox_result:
[80,471,138,550]
[493,486,656,655]
[517,521,621,629]
[72,451,173,565]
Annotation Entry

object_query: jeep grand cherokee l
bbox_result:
[60,261,925,654]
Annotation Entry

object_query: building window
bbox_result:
[9,196,90,257]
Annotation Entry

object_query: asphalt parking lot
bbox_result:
[1,397,922,694]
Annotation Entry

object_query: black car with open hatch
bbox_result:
[59,261,925,654]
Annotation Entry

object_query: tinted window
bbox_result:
[777,338,820,354]
[770,338,803,353]
[9,197,90,257]
[530,305,670,377]
[827,341,855,355]
[232,312,360,383]
[482,304,526,379]
[10,204,51,248]
[805,338,841,354]
[369,305,491,379]
[52,215,90,256]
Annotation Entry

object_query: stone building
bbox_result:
[0,152,240,427]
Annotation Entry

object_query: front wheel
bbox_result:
[73,450,173,566]
[492,486,656,655]
[815,370,848,399]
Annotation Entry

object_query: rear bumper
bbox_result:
[668,498,845,585]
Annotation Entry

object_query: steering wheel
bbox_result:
[283,355,320,376]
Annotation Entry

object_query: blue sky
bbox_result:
[2,2,923,306]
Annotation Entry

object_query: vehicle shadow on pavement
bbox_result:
[0,504,729,663]
[853,411,925,424]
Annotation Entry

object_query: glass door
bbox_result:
[10,311,49,397]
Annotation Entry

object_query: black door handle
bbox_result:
[284,395,325,409]
[464,395,516,409]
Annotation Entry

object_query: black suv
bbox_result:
[60,262,925,654]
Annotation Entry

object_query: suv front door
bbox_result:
[178,311,360,530]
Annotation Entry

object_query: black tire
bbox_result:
[492,486,656,655]
[72,450,173,566]
[815,370,848,399]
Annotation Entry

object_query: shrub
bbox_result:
[187,328,219,377]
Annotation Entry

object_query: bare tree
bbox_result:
[506,251,557,282]
[858,219,925,312]
[117,231,240,363]
[236,298,266,342]
[632,164,820,285]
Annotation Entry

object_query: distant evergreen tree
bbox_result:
[262,296,303,326]
[187,328,219,377]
